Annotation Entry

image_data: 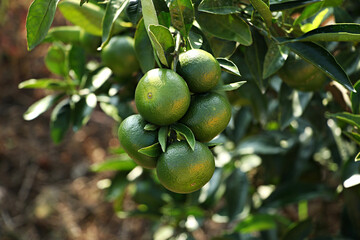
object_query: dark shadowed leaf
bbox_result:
[106,172,129,201]
[263,42,289,79]
[148,24,175,67]
[158,126,168,152]
[269,0,322,12]
[138,142,162,157]
[217,58,241,76]
[171,123,195,150]
[283,220,313,240]
[351,80,360,114]
[169,0,194,38]
[224,169,249,220]
[198,0,243,14]
[69,45,86,81]
[72,94,97,131]
[279,39,354,92]
[45,44,68,77]
[101,0,130,49]
[26,0,60,50]
[126,0,142,24]
[209,38,236,58]
[91,157,136,172]
[343,131,360,146]
[50,99,72,144]
[197,12,252,46]
[134,18,155,73]
[23,94,62,121]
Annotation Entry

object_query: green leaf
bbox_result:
[327,112,360,129]
[19,79,69,90]
[197,12,252,46]
[293,24,360,42]
[72,94,97,131]
[209,37,236,58]
[214,81,246,92]
[356,152,360,162]
[89,67,112,91]
[279,39,354,92]
[217,58,241,77]
[44,26,81,44]
[198,0,243,14]
[224,169,249,220]
[90,157,136,172]
[269,0,322,12]
[171,123,195,151]
[45,44,68,77]
[343,131,360,146]
[134,18,155,73]
[148,24,175,67]
[158,126,168,152]
[144,123,158,131]
[99,102,122,122]
[58,0,106,36]
[69,45,86,81]
[50,99,72,144]
[293,1,324,27]
[169,0,194,38]
[234,214,278,233]
[351,80,360,114]
[26,0,60,50]
[263,42,289,79]
[188,30,203,49]
[23,94,61,121]
[249,0,272,27]
[101,0,130,49]
[283,220,313,240]
[138,142,162,157]
[140,0,159,32]
[106,172,129,201]
[126,0,142,25]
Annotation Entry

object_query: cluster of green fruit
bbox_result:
[110,39,231,193]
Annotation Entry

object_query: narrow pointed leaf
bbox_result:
[263,42,289,79]
[19,79,69,90]
[279,39,354,92]
[351,80,360,114]
[198,0,243,14]
[327,112,360,129]
[249,0,272,27]
[90,158,136,172]
[292,24,360,42]
[214,81,246,92]
[140,0,159,32]
[197,12,252,46]
[80,0,89,6]
[171,123,195,151]
[217,58,241,76]
[23,94,61,121]
[234,214,278,233]
[169,0,194,38]
[144,123,158,131]
[158,126,168,152]
[50,99,72,144]
[343,131,360,145]
[269,0,321,11]
[101,0,130,49]
[148,24,175,67]
[26,0,60,50]
[356,152,360,162]
[283,220,313,240]
[135,18,155,73]
[138,142,162,157]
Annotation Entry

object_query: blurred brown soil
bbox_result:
[0,1,149,239]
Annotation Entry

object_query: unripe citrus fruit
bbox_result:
[181,92,231,142]
[278,54,327,92]
[135,68,191,126]
[101,36,139,78]
[118,114,158,169]
[176,49,221,93]
[156,141,215,194]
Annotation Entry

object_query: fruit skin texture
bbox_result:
[278,54,327,92]
[135,68,191,126]
[156,141,215,194]
[101,36,139,78]
[176,49,221,93]
[118,114,158,169]
[180,92,232,142]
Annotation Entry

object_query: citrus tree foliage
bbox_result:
[23,0,360,239]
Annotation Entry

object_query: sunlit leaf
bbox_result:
[138,142,162,157]
[23,94,62,121]
[171,123,195,150]
[217,58,241,77]
[158,126,168,152]
[169,0,194,38]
